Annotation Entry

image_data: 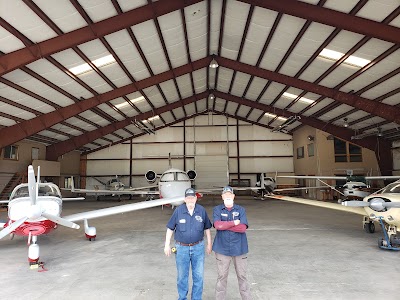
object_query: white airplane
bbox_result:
[0,165,195,265]
[235,173,325,199]
[269,180,400,250]
[277,174,400,200]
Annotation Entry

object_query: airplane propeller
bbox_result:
[343,198,400,211]
[0,217,28,239]
[0,166,80,240]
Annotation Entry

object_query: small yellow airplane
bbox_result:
[269,180,400,250]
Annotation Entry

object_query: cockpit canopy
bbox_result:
[160,171,189,182]
[10,183,62,201]
[380,181,400,194]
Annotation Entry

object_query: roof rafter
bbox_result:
[45,92,209,160]
[0,0,203,76]
[218,57,400,124]
[239,0,400,44]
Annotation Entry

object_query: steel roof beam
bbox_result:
[46,91,208,160]
[0,0,203,76]
[218,57,400,124]
[240,0,400,44]
[215,91,393,175]
[0,57,210,149]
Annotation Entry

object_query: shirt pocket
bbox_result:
[177,222,186,232]
[195,221,204,231]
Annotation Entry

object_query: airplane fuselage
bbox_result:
[4,182,64,237]
[363,193,400,227]
[343,181,371,199]
[158,168,192,206]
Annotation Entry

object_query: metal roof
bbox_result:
[0,0,399,159]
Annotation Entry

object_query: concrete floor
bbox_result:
[1,195,400,300]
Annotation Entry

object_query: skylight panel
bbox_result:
[264,112,287,121]
[115,96,145,109]
[69,54,116,75]
[318,48,370,68]
[282,92,314,104]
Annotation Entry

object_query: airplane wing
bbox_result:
[61,197,85,201]
[268,194,367,216]
[62,186,159,195]
[278,175,347,180]
[64,196,184,222]
[365,176,400,180]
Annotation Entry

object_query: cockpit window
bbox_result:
[381,183,400,194]
[10,183,61,200]
[177,172,189,181]
[160,172,174,182]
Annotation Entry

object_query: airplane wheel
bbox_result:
[364,222,375,233]
[378,238,387,247]
[88,237,95,241]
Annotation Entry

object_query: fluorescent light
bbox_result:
[115,96,145,109]
[148,115,160,121]
[264,112,287,121]
[282,92,314,104]
[319,48,370,68]
[143,115,160,123]
[69,54,116,75]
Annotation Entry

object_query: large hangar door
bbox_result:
[194,155,228,189]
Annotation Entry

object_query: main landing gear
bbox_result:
[375,217,400,251]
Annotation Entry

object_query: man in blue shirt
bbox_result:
[212,186,251,300]
[164,188,212,300]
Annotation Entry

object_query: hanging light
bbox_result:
[343,118,349,128]
[209,93,215,100]
[209,56,219,68]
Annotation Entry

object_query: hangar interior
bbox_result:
[1,0,400,299]
[1,0,399,200]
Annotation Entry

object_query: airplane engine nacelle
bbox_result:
[145,170,157,183]
[187,170,197,180]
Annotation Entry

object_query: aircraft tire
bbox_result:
[364,222,375,233]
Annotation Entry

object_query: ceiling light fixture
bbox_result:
[209,93,215,100]
[282,92,314,104]
[264,112,287,122]
[343,118,349,128]
[69,54,116,75]
[318,48,370,68]
[209,55,219,69]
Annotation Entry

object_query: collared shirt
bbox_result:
[212,203,249,256]
[166,203,212,244]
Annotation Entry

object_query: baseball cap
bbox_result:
[222,186,234,195]
[185,188,196,197]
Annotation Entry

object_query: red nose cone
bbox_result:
[196,192,203,198]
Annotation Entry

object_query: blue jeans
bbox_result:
[175,240,205,300]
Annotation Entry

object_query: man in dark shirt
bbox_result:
[212,186,251,300]
[164,188,212,300]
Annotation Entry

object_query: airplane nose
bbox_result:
[27,205,42,219]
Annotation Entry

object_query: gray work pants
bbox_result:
[215,252,252,300]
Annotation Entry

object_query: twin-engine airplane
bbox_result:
[278,174,400,200]
[0,165,196,264]
[269,180,400,250]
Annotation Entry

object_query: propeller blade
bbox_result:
[342,201,370,207]
[27,165,37,205]
[382,202,400,208]
[0,217,28,240]
[42,212,80,229]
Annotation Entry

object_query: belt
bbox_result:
[176,239,203,246]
